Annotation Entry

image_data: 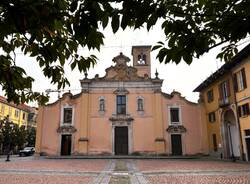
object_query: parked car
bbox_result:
[19,147,35,156]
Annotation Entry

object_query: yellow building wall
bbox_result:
[0,102,28,127]
[233,56,250,159]
[200,74,235,153]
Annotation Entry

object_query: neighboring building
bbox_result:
[35,46,208,156]
[194,44,250,161]
[0,96,31,127]
[27,107,38,128]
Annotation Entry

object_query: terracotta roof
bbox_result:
[0,96,32,112]
[193,43,250,92]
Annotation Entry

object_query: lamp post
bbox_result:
[5,121,14,162]
[228,123,236,162]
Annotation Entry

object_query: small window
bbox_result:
[22,113,26,120]
[99,98,105,111]
[137,98,144,111]
[238,103,250,117]
[207,89,214,103]
[63,108,73,124]
[245,129,250,136]
[14,110,19,118]
[208,112,216,122]
[117,95,126,115]
[170,107,180,124]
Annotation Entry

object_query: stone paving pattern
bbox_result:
[136,159,250,172]
[0,174,93,184]
[0,158,107,172]
[147,175,250,184]
[0,157,250,184]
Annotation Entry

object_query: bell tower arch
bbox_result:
[131,45,151,78]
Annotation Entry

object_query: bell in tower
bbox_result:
[131,45,151,78]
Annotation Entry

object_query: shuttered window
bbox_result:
[238,103,250,117]
[218,80,230,99]
[234,68,247,92]
[207,89,214,103]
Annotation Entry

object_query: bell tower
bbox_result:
[131,45,151,78]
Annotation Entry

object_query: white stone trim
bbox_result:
[111,123,133,155]
[220,106,241,158]
[136,96,144,112]
[98,96,106,113]
[60,104,75,126]
[58,133,74,156]
[169,133,184,155]
[168,105,182,125]
[82,81,162,90]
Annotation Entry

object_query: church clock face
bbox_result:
[137,53,146,65]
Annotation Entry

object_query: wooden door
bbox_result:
[171,134,182,156]
[115,127,128,155]
[61,135,72,156]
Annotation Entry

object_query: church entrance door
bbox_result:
[171,134,182,155]
[61,134,72,156]
[115,127,128,155]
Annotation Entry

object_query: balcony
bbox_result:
[218,97,230,107]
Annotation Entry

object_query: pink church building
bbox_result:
[35,46,208,156]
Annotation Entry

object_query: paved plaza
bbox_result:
[0,157,250,184]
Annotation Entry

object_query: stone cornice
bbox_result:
[166,125,187,133]
[57,125,77,134]
[109,114,134,122]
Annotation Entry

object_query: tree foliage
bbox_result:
[0,118,36,154]
[26,127,36,147]
[0,0,250,104]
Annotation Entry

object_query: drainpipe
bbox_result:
[230,71,245,161]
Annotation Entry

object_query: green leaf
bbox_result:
[111,14,120,33]
[152,45,162,51]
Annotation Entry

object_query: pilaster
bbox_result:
[78,92,89,154]
[153,92,165,153]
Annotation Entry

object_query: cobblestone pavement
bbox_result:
[137,159,250,184]
[0,157,250,184]
[136,159,250,172]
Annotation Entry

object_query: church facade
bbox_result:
[35,46,208,156]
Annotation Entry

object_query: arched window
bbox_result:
[137,53,146,64]
[99,98,105,111]
[137,98,144,111]
[143,54,147,64]
[138,54,141,61]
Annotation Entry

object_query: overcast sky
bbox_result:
[1,21,229,106]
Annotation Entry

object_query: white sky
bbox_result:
[1,21,228,106]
